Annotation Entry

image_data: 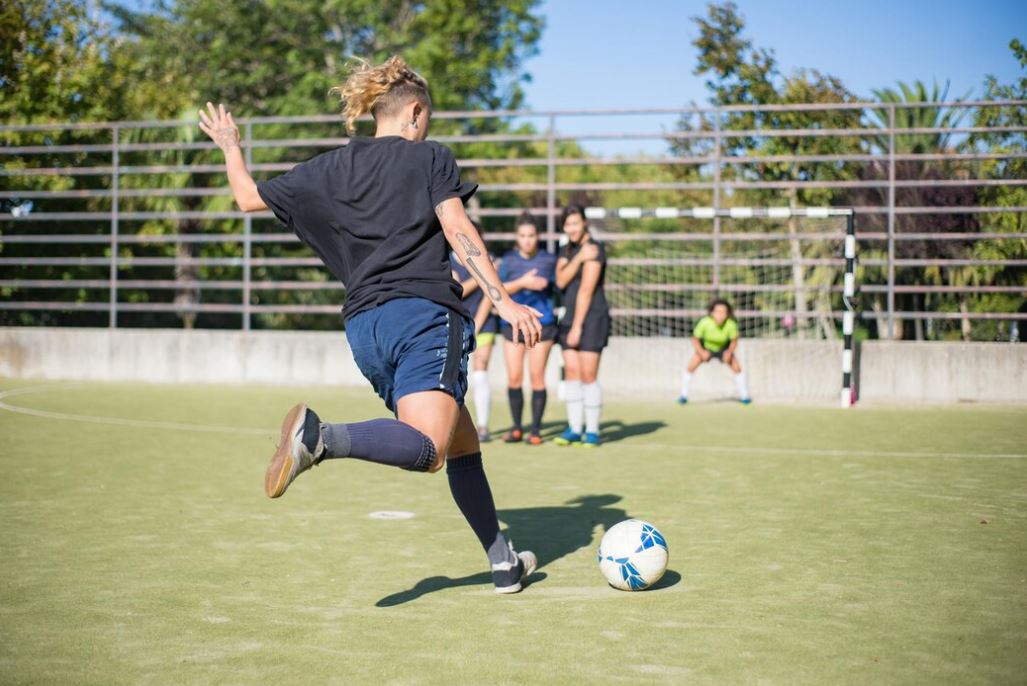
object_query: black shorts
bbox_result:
[502,323,558,344]
[558,313,611,353]
[703,347,725,361]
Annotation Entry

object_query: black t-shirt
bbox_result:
[256,136,477,320]
[558,238,609,323]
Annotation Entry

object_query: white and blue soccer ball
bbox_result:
[597,519,669,591]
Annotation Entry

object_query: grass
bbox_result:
[1,379,1025,685]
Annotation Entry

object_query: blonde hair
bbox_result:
[331,55,431,134]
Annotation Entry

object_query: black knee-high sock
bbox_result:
[320,419,435,472]
[507,387,524,430]
[530,389,547,435]
[447,453,516,566]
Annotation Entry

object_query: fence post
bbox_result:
[110,124,120,328]
[546,114,556,252]
[886,104,896,339]
[243,122,253,331]
[712,109,722,293]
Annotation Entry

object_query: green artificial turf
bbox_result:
[1,380,1025,685]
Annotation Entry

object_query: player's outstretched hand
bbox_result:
[198,102,240,153]
[496,300,544,347]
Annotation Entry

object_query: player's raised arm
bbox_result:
[197,102,266,212]
[435,197,544,347]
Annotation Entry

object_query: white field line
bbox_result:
[2,384,1025,460]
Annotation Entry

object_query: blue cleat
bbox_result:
[677,396,688,405]
[553,428,582,446]
[580,432,601,448]
[740,397,752,405]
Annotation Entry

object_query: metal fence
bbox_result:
[1,100,1024,340]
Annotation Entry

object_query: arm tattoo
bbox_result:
[455,232,500,302]
[465,257,502,303]
[454,232,481,257]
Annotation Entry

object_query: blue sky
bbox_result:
[519,0,1026,153]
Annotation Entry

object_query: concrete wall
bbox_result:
[1,327,1025,404]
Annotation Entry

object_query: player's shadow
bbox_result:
[533,420,667,443]
[597,419,666,443]
[376,494,674,607]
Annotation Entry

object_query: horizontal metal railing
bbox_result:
[2,100,1025,337]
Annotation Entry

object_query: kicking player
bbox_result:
[198,55,541,593]
[553,205,610,448]
[679,298,751,404]
[451,222,501,443]
[497,212,558,445]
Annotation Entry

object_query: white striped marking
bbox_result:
[368,511,415,520]
[845,235,856,259]
[584,207,607,219]
[692,207,716,218]
[842,349,853,373]
[654,207,679,219]
[844,273,855,297]
[618,207,642,219]
[768,207,792,218]
[807,207,831,218]
[843,311,855,335]
[2,384,1025,460]
[728,207,754,218]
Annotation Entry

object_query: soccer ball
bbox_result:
[597,519,669,591]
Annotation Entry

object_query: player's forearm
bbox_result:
[571,289,595,330]
[555,256,582,289]
[224,147,265,212]
[460,277,479,297]
[438,203,508,304]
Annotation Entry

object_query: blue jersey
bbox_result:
[499,249,558,325]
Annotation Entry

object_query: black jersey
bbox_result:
[257,136,477,320]
[559,238,609,323]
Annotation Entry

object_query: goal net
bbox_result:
[585,207,852,341]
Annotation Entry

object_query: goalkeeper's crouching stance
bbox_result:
[678,298,751,405]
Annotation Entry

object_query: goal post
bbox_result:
[578,206,857,407]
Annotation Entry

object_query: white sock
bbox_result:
[565,380,584,434]
[679,371,692,399]
[472,370,491,427]
[583,382,602,435]
[734,370,749,400]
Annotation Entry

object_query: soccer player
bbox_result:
[678,298,751,404]
[553,205,609,447]
[197,55,541,593]
[497,212,558,445]
[451,222,501,443]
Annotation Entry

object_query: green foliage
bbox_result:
[106,0,543,119]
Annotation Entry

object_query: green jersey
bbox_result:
[692,316,738,352]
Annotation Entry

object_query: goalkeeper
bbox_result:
[678,299,751,405]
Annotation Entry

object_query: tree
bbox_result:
[672,2,862,338]
[968,38,1027,341]
[106,0,543,121]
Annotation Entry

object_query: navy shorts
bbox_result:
[345,298,475,414]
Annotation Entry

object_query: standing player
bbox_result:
[553,205,610,448]
[451,222,500,443]
[197,55,542,593]
[678,298,751,404]
[497,212,558,445]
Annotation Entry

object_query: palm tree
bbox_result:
[868,80,971,155]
